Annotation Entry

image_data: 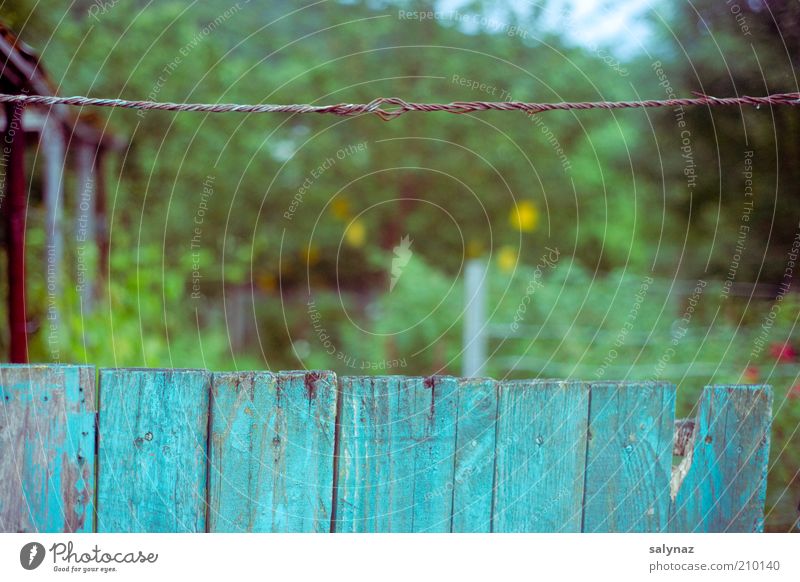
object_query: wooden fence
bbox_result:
[0,365,772,532]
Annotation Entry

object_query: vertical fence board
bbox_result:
[97,369,209,532]
[410,376,459,532]
[669,385,772,532]
[208,371,336,532]
[582,382,675,532]
[334,376,458,532]
[0,365,95,532]
[279,371,336,531]
[451,378,497,533]
[334,376,412,532]
[493,380,589,532]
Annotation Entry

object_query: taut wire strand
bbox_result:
[0,92,798,120]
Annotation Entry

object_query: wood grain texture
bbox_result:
[3,366,773,533]
[669,385,772,532]
[493,380,589,532]
[0,365,95,533]
[333,376,458,532]
[208,370,337,532]
[451,378,497,532]
[411,376,459,532]
[582,382,675,532]
[96,369,210,532]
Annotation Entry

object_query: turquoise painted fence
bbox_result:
[0,365,772,533]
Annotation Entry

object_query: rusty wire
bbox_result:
[0,91,798,120]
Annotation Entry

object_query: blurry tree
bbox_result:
[0,0,795,364]
[644,0,800,282]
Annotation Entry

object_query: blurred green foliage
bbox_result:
[1,0,798,529]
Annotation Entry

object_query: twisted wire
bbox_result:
[0,91,798,121]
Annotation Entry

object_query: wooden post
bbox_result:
[4,102,28,363]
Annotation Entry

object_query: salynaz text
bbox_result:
[649,545,695,556]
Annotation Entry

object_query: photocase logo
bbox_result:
[20,542,46,570]
[390,235,413,292]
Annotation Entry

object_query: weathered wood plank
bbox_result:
[451,377,497,532]
[669,385,772,532]
[582,382,675,532]
[0,365,95,533]
[96,369,209,532]
[493,380,589,532]
[333,376,458,532]
[410,376,459,532]
[208,370,337,532]
[334,376,413,532]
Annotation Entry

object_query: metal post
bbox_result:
[95,147,109,285]
[462,258,487,377]
[75,139,96,312]
[42,114,66,350]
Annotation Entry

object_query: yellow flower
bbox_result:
[466,239,484,258]
[497,245,517,272]
[304,244,320,266]
[344,219,366,247]
[330,197,351,220]
[256,273,277,292]
[509,200,539,232]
